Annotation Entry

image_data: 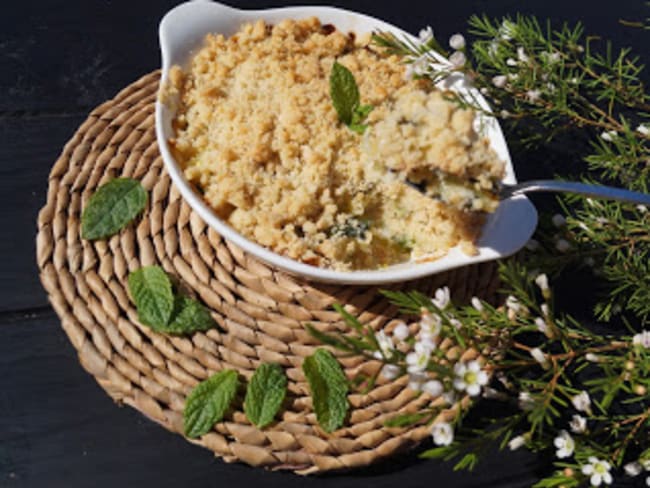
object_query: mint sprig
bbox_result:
[244,363,287,428]
[302,348,349,432]
[81,177,147,240]
[127,266,174,328]
[127,266,215,334]
[183,370,239,438]
[329,61,373,134]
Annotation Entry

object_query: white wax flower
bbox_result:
[535,273,549,292]
[381,364,401,380]
[637,204,648,214]
[449,51,466,67]
[599,130,617,143]
[517,46,529,63]
[534,317,548,335]
[392,321,410,341]
[431,422,454,446]
[526,89,541,102]
[623,462,642,477]
[508,435,526,450]
[405,55,429,80]
[582,457,613,486]
[471,297,484,312]
[422,379,444,397]
[419,26,434,44]
[431,287,450,310]
[571,391,591,413]
[373,330,395,360]
[420,311,442,339]
[569,414,587,434]
[632,330,650,348]
[506,58,518,66]
[541,304,550,317]
[449,33,466,50]
[406,342,432,373]
[518,391,535,411]
[636,124,649,136]
[506,295,521,314]
[491,75,508,88]
[553,430,575,458]
[453,360,488,396]
[530,347,550,369]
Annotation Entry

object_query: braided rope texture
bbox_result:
[36,72,500,474]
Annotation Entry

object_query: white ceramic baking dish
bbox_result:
[155,0,538,284]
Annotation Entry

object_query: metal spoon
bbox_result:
[404,177,650,211]
[499,180,650,205]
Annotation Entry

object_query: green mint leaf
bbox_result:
[302,348,349,432]
[184,370,239,438]
[330,61,360,125]
[127,266,174,328]
[163,296,215,334]
[349,103,374,134]
[81,177,147,240]
[244,363,287,428]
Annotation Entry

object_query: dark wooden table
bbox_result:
[1,1,646,487]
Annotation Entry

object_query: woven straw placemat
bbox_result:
[36,71,500,474]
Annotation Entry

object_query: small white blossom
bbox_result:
[517,46,529,63]
[506,57,518,66]
[508,435,526,450]
[392,321,410,341]
[582,457,613,486]
[500,109,511,118]
[422,379,444,397]
[449,33,466,50]
[633,330,650,348]
[432,287,451,310]
[506,295,522,314]
[525,89,542,103]
[535,273,550,292]
[405,55,429,80]
[498,20,517,40]
[408,372,427,391]
[420,311,442,339]
[554,430,575,459]
[530,347,550,369]
[585,353,600,363]
[541,303,550,317]
[637,204,648,214]
[600,130,617,142]
[518,391,535,411]
[556,238,571,252]
[552,214,567,228]
[418,26,434,44]
[453,360,489,397]
[508,73,519,81]
[449,51,466,67]
[546,82,557,94]
[571,391,592,413]
[642,459,650,470]
[569,414,587,434]
[637,124,650,136]
[471,297,484,312]
[624,462,642,477]
[381,363,401,380]
[646,475,649,487]
[449,318,462,329]
[534,317,548,335]
[525,238,540,251]
[406,341,433,373]
[541,50,562,63]
[480,87,489,95]
[373,330,395,360]
[492,74,508,88]
[431,422,454,446]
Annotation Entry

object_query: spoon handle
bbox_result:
[502,180,650,206]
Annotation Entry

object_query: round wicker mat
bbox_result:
[36,71,500,474]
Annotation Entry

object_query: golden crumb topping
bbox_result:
[168,18,504,270]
